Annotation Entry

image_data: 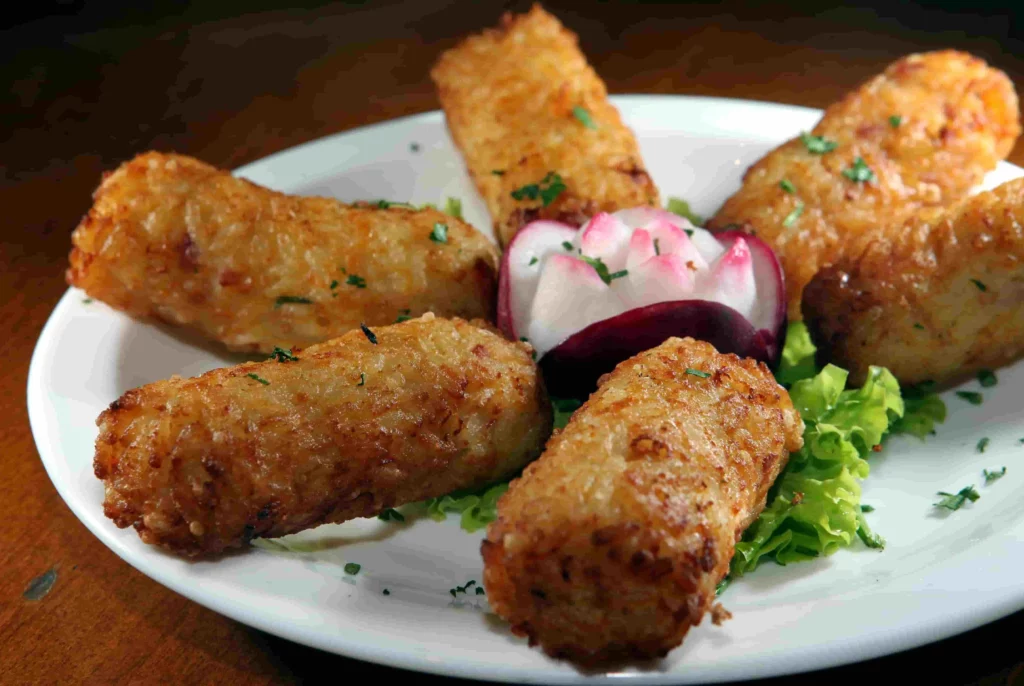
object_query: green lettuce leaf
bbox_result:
[423,482,509,532]
[891,381,947,439]
[775,321,818,386]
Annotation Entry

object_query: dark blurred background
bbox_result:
[3,2,1024,684]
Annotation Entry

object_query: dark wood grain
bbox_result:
[2,1,1022,684]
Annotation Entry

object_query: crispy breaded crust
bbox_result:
[708,51,1019,316]
[67,152,499,353]
[431,5,658,247]
[482,338,803,664]
[94,315,552,557]
[804,178,1024,387]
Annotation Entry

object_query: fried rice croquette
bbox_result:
[482,337,804,664]
[431,5,659,247]
[804,178,1024,387]
[94,315,552,557]
[67,152,499,353]
[708,51,1020,317]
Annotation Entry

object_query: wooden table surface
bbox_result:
[3,1,1022,683]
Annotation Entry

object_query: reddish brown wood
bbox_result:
[2,2,1022,684]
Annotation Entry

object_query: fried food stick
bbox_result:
[95,315,552,557]
[431,5,659,247]
[708,51,1020,317]
[68,152,499,353]
[482,338,803,663]
[804,178,1024,387]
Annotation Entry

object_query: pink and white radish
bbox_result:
[498,208,787,396]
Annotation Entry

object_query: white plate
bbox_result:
[28,96,1024,684]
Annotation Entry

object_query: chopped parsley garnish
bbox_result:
[410,142,420,152]
[842,157,876,183]
[490,169,505,176]
[378,508,405,522]
[383,589,391,595]
[445,197,463,219]
[779,179,796,194]
[654,238,661,255]
[983,467,1006,483]
[329,279,339,290]
[856,513,885,549]
[955,390,983,405]
[562,241,574,252]
[572,105,597,129]
[977,437,990,453]
[475,587,485,595]
[275,295,313,307]
[528,256,539,266]
[970,278,987,292]
[450,580,478,597]
[344,563,361,575]
[246,373,270,385]
[977,369,997,387]
[799,132,838,154]
[357,372,366,386]
[346,274,367,288]
[270,347,299,362]
[860,504,875,512]
[666,197,704,226]
[913,322,925,330]
[579,255,627,285]
[783,201,805,227]
[360,323,378,344]
[934,485,980,511]
[430,222,449,243]
[511,172,566,207]
[395,309,412,323]
[82,298,93,304]
[685,368,711,378]
[889,115,903,128]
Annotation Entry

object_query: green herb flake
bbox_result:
[378,508,405,522]
[779,179,796,194]
[444,197,463,219]
[934,485,980,511]
[270,347,299,363]
[360,323,378,345]
[410,142,420,152]
[983,467,1007,483]
[344,562,361,575]
[800,132,838,154]
[329,279,339,290]
[346,275,367,289]
[955,390,983,405]
[666,197,704,226]
[889,115,903,128]
[511,172,565,207]
[977,437,990,453]
[82,298,94,304]
[913,322,925,330]
[383,589,391,595]
[246,373,270,386]
[491,169,505,176]
[475,587,485,595]
[977,369,997,387]
[856,511,886,549]
[275,295,313,307]
[357,372,366,387]
[783,201,805,227]
[528,256,539,266]
[860,504,875,512]
[842,157,876,183]
[430,222,449,243]
[562,241,574,252]
[715,577,730,596]
[970,278,988,292]
[579,255,626,285]
[395,309,412,323]
[654,238,661,255]
[685,368,711,378]
[572,105,597,129]
[375,199,416,210]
